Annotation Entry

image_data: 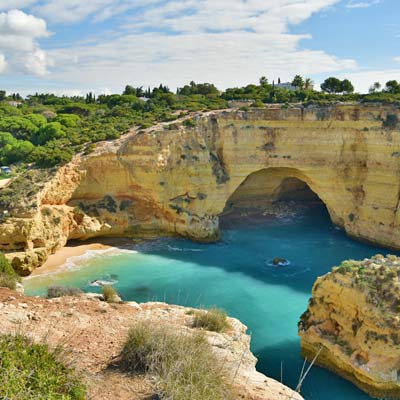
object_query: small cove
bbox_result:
[24,205,389,400]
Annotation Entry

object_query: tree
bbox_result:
[0,91,5,101]
[321,77,343,93]
[123,85,136,95]
[385,80,400,94]
[259,76,268,86]
[369,82,381,94]
[34,122,66,145]
[0,116,39,140]
[304,78,314,90]
[341,79,354,94]
[291,75,305,90]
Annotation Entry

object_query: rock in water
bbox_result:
[298,255,400,399]
[272,257,289,266]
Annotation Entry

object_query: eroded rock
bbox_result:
[299,255,400,399]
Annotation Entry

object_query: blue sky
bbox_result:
[0,0,398,95]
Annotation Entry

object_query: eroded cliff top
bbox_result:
[0,288,302,400]
[299,255,400,399]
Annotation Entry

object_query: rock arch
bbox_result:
[219,167,337,224]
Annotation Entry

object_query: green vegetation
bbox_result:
[120,321,233,400]
[0,334,86,400]
[47,285,83,298]
[192,307,230,333]
[333,256,400,317]
[0,76,399,170]
[0,252,19,289]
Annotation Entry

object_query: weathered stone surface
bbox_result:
[0,288,303,400]
[299,255,400,399]
[1,104,400,272]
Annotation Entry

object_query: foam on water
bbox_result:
[24,205,390,400]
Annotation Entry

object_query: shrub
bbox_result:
[47,285,82,299]
[119,321,233,400]
[0,252,18,289]
[0,334,86,399]
[102,284,120,303]
[192,307,230,333]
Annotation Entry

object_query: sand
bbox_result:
[31,242,112,276]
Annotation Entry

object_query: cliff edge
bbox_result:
[1,103,400,274]
[0,288,302,400]
[299,254,400,398]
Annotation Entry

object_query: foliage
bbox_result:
[321,77,354,94]
[192,307,230,332]
[0,334,86,400]
[47,285,83,298]
[119,321,233,400]
[0,77,399,169]
[0,252,19,290]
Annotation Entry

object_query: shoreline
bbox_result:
[31,242,113,277]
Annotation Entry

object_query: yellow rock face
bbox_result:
[1,104,400,273]
[299,255,400,398]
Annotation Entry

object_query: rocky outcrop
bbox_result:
[1,103,400,273]
[299,255,400,399]
[0,288,303,400]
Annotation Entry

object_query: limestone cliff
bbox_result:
[0,288,303,400]
[1,103,400,273]
[299,255,400,398]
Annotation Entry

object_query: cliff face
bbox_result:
[0,288,303,400]
[1,103,400,273]
[299,255,400,398]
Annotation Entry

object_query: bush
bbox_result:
[47,285,83,299]
[192,307,230,332]
[102,284,120,303]
[0,334,86,399]
[119,321,233,400]
[0,252,18,289]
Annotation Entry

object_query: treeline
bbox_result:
[0,76,399,170]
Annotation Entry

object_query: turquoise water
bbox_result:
[25,205,389,400]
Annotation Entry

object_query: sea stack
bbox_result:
[299,255,400,399]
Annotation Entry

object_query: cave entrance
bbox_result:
[220,168,326,225]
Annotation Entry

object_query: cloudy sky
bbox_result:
[0,0,398,95]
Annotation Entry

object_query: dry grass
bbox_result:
[119,321,234,400]
[192,307,230,333]
[102,284,120,303]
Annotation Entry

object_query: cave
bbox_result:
[220,168,325,225]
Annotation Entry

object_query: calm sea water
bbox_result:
[24,205,389,400]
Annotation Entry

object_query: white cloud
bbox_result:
[0,1,37,11]
[346,0,380,9]
[38,0,359,93]
[394,57,400,63]
[0,9,50,76]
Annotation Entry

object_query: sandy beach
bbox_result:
[31,242,112,276]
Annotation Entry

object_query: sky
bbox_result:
[0,0,398,95]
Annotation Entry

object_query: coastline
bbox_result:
[31,242,113,276]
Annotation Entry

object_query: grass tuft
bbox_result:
[0,334,86,400]
[192,307,230,333]
[119,321,233,400]
[102,284,120,303]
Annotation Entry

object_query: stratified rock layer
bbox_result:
[1,103,400,273]
[0,288,303,400]
[299,255,400,399]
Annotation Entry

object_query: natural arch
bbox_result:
[221,167,327,219]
